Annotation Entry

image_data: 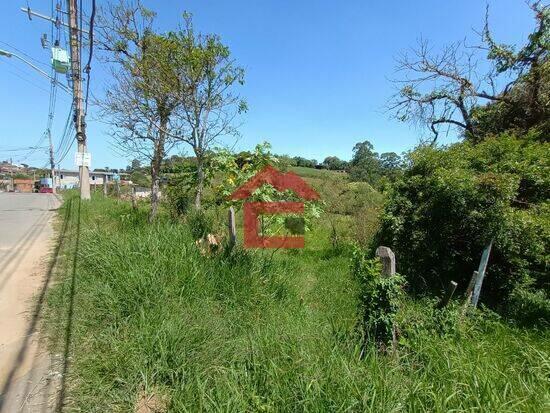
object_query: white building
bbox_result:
[56,170,121,189]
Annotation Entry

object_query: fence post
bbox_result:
[375,246,398,355]
[471,240,493,308]
[131,186,137,210]
[375,246,396,276]
[228,207,237,249]
[438,280,458,309]
[103,174,108,196]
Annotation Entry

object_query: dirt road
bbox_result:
[0,193,61,412]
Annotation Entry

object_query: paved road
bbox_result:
[0,193,60,412]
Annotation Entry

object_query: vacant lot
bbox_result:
[44,193,549,412]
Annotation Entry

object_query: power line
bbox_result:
[84,0,96,113]
[55,105,74,155]
[56,128,76,164]
[55,106,75,162]
[0,146,48,152]
[2,67,52,94]
[0,40,49,68]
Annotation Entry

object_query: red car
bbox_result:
[39,187,53,193]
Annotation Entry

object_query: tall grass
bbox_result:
[45,194,550,412]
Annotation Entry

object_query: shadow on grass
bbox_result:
[55,197,81,412]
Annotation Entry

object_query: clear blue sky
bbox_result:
[0,0,537,170]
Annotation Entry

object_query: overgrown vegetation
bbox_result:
[351,248,404,347]
[44,194,550,411]
[41,1,549,411]
[378,1,549,326]
[376,134,549,325]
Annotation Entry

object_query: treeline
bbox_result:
[122,140,404,190]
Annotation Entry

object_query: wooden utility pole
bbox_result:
[9,157,14,191]
[67,0,90,200]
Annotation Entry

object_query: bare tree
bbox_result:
[388,1,548,144]
[96,1,181,222]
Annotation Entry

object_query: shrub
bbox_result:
[186,209,214,240]
[351,246,405,346]
[165,169,194,218]
[375,134,549,325]
[165,183,193,218]
[509,284,550,327]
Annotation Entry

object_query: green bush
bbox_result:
[186,208,214,240]
[509,284,550,327]
[351,246,405,346]
[375,134,549,325]
[165,176,193,218]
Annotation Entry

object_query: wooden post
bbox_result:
[465,271,479,302]
[438,280,458,309]
[131,186,137,210]
[471,240,493,308]
[375,246,396,276]
[228,207,237,248]
[461,270,479,316]
[103,174,108,196]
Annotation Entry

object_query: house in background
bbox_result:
[55,170,129,189]
[13,179,34,193]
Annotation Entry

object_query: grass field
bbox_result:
[43,193,550,412]
[287,166,347,179]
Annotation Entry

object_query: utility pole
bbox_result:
[47,129,56,194]
[9,157,14,191]
[18,3,89,197]
[67,0,90,200]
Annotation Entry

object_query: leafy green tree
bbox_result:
[293,157,318,168]
[131,159,141,170]
[97,2,181,222]
[349,140,382,184]
[322,156,348,170]
[379,152,403,182]
[170,13,247,209]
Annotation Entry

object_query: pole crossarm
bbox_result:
[20,6,89,34]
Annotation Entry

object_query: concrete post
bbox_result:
[375,246,396,277]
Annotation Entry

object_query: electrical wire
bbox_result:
[84,0,96,114]
[0,40,50,69]
[56,125,76,164]
[55,105,74,153]
[55,102,76,166]
[2,66,52,94]
[0,146,48,152]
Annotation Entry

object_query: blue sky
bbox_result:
[0,0,537,169]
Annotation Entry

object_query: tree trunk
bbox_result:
[148,119,167,223]
[194,157,204,210]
